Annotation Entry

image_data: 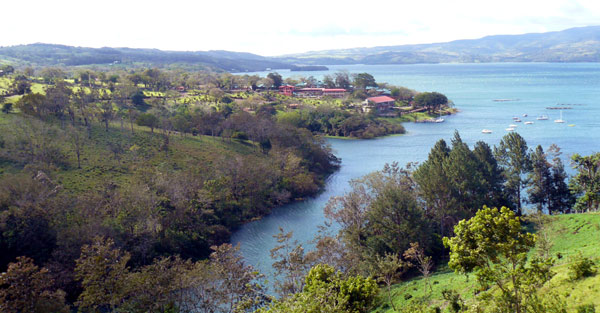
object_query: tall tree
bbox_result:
[267,72,283,89]
[494,132,531,215]
[414,139,454,236]
[569,152,600,212]
[473,141,507,208]
[547,145,573,214]
[527,145,553,212]
[352,73,377,90]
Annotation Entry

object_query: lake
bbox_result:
[230,63,600,281]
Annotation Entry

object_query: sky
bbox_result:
[2,0,600,56]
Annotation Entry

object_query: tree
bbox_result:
[131,90,146,107]
[473,141,507,209]
[270,228,314,297]
[412,92,448,113]
[374,253,407,312]
[99,101,115,132]
[527,145,553,212]
[403,242,434,294]
[334,71,351,89]
[570,152,600,212]
[443,206,554,313]
[1,102,12,114]
[209,244,266,313]
[494,132,531,215]
[136,113,159,133]
[267,72,283,89]
[352,73,377,90]
[75,237,131,312]
[547,145,573,214]
[414,139,455,236]
[0,256,69,313]
[10,75,31,95]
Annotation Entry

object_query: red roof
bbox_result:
[296,88,323,91]
[323,89,346,92]
[367,96,395,103]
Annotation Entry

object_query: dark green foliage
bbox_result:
[1,102,12,114]
[569,153,600,212]
[267,72,283,88]
[412,92,447,113]
[577,304,596,313]
[352,73,377,89]
[568,252,596,280]
[494,132,531,215]
[10,75,31,95]
[131,90,146,107]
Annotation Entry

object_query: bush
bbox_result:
[569,252,596,280]
[2,102,12,114]
[577,304,596,313]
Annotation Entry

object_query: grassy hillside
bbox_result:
[372,213,600,312]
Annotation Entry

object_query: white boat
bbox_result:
[514,118,522,122]
[537,115,549,120]
[523,114,528,117]
[509,124,518,128]
[554,110,565,123]
[524,121,534,125]
[481,129,492,134]
[506,127,515,131]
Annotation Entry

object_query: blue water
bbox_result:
[231,63,600,280]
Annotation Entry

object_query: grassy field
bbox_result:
[371,213,600,312]
[0,112,261,193]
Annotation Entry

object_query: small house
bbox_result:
[364,96,396,113]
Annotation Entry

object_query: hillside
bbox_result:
[0,43,294,72]
[279,25,600,65]
[371,213,600,312]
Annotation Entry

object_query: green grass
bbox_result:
[372,213,600,312]
[0,113,263,194]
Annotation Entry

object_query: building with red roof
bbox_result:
[363,96,397,114]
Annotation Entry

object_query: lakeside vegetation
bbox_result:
[2,62,599,313]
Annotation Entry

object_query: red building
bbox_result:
[364,96,396,113]
[278,85,295,96]
[322,88,347,98]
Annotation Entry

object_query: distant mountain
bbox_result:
[0,43,294,72]
[277,26,600,65]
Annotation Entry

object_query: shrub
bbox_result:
[577,304,596,313]
[569,252,596,280]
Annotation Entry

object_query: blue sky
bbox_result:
[2,0,599,56]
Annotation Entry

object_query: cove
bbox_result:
[231,63,600,281]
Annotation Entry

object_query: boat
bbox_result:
[523,114,528,117]
[554,110,565,123]
[514,118,522,122]
[568,124,575,127]
[512,117,520,120]
[481,129,492,134]
[524,121,534,125]
[537,115,549,120]
[506,127,515,131]
[509,124,518,128]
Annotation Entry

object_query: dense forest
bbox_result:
[1,64,598,312]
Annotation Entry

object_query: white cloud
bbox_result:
[1,0,599,55]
